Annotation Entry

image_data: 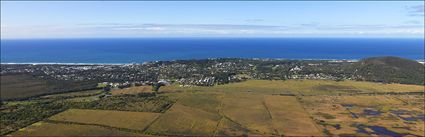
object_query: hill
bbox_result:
[353,56,424,85]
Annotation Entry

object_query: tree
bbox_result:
[152,82,165,93]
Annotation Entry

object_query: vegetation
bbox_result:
[182,79,424,95]
[49,109,160,131]
[352,56,425,85]
[264,95,322,136]
[0,93,174,135]
[1,73,98,101]
[1,79,424,136]
[9,121,145,136]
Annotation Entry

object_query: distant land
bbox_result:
[1,38,424,63]
[1,56,425,136]
[2,56,424,101]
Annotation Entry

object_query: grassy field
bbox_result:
[264,95,322,136]
[4,79,424,136]
[49,109,160,131]
[9,121,145,136]
[181,80,424,95]
[146,103,221,136]
[111,86,153,95]
[301,95,425,136]
[220,93,275,135]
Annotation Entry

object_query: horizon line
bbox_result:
[2,36,425,40]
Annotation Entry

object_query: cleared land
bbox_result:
[148,92,223,136]
[4,80,424,136]
[146,103,221,136]
[220,93,275,135]
[264,95,322,136]
[111,86,153,95]
[9,122,145,136]
[48,109,160,131]
[183,80,424,95]
[302,95,425,136]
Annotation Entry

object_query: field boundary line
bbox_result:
[142,95,182,135]
[262,100,280,136]
[44,119,145,134]
[292,92,324,136]
[212,94,224,137]
[2,107,69,136]
[46,119,208,137]
[140,114,162,133]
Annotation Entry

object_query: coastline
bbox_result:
[2,58,425,65]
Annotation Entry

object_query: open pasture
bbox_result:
[148,91,264,136]
[111,86,153,95]
[177,92,223,113]
[301,95,425,136]
[48,109,160,131]
[220,93,275,135]
[146,103,221,136]
[9,121,144,137]
[264,95,322,136]
[180,80,424,95]
[4,80,424,136]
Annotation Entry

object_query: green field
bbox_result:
[4,80,425,136]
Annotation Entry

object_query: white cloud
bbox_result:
[1,23,424,39]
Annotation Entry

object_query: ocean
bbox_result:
[1,38,424,64]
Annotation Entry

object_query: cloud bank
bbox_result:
[1,23,424,39]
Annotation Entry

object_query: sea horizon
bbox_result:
[1,37,424,64]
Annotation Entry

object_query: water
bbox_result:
[355,124,414,137]
[362,108,382,116]
[1,38,424,63]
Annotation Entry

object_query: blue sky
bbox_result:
[1,1,424,39]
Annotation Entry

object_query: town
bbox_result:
[1,58,363,88]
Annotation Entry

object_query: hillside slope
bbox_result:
[353,56,424,85]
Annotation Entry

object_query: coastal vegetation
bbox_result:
[1,79,424,136]
[1,56,424,136]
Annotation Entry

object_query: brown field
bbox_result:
[264,95,322,136]
[146,103,221,136]
[110,86,153,95]
[111,85,182,95]
[301,95,425,136]
[220,93,275,135]
[9,122,145,136]
[172,80,424,97]
[177,92,222,113]
[215,117,258,136]
[49,109,160,131]
[5,80,424,136]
